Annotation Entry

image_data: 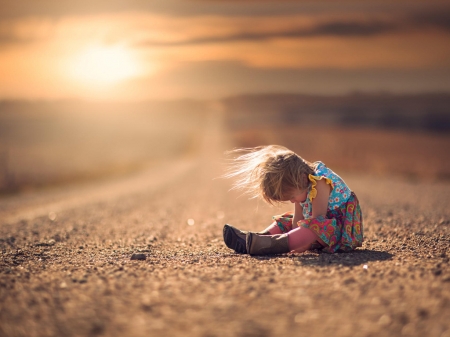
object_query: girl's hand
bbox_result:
[311,179,332,218]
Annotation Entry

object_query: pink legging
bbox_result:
[264,221,321,253]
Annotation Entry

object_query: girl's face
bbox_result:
[282,187,308,204]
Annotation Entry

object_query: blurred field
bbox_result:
[229,125,450,181]
[224,93,450,181]
[0,100,207,193]
[1,93,449,194]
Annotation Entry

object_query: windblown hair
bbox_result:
[224,145,316,204]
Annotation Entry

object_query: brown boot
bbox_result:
[246,232,290,255]
[223,224,248,254]
[223,224,270,254]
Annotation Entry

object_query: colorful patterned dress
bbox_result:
[273,161,363,253]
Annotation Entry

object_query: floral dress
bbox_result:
[273,162,363,253]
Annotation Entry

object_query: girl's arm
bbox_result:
[292,201,304,229]
[311,179,332,218]
[289,179,332,253]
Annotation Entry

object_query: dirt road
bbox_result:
[1,111,449,337]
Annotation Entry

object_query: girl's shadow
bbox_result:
[295,249,394,267]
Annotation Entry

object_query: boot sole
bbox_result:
[246,232,253,255]
[223,224,247,254]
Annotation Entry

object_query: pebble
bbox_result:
[343,277,356,284]
[35,240,56,247]
[378,314,392,326]
[131,253,147,261]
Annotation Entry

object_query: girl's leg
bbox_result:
[261,221,283,235]
[223,222,282,254]
[268,212,295,234]
[225,222,285,255]
[287,227,324,253]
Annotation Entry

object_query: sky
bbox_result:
[0,0,449,101]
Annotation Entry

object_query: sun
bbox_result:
[69,45,141,85]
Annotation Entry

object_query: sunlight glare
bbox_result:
[69,45,140,85]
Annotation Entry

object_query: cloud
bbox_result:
[0,0,332,19]
[0,0,448,19]
[126,60,450,99]
[137,20,400,47]
[0,3,448,100]
[136,11,450,48]
[0,17,54,47]
[410,11,450,32]
[1,2,448,49]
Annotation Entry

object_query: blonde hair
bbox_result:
[224,145,315,204]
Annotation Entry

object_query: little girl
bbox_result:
[223,145,363,255]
